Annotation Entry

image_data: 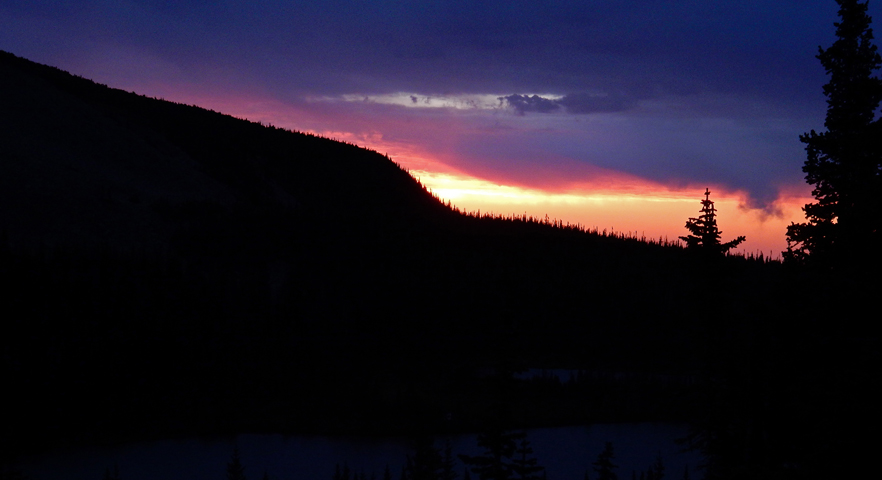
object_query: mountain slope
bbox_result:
[2,52,875,480]
[0,50,446,250]
[0,51,791,452]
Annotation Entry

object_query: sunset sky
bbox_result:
[4,0,879,258]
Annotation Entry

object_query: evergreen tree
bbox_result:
[103,464,121,480]
[510,436,544,480]
[680,189,745,255]
[591,442,618,480]
[647,453,664,480]
[785,0,882,267]
[405,437,444,480]
[441,440,459,480]
[459,430,523,480]
[227,447,247,480]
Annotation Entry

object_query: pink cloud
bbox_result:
[123,86,810,258]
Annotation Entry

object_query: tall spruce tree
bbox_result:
[679,188,745,255]
[591,442,618,480]
[227,447,248,480]
[510,436,544,480]
[785,0,882,267]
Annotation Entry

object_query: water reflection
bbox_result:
[21,424,699,480]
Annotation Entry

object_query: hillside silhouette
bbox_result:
[1,51,874,478]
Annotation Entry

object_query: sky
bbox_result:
[4,0,880,258]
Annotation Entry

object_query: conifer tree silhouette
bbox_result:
[510,436,544,480]
[591,442,618,480]
[405,437,444,480]
[785,0,882,267]
[648,453,664,480]
[103,464,121,480]
[680,189,745,255]
[227,447,247,480]
[458,429,525,480]
[441,440,459,480]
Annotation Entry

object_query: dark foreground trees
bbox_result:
[785,0,882,268]
[679,188,745,256]
[459,430,545,480]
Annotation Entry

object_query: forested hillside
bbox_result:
[1,51,874,478]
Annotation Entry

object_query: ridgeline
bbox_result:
[2,51,873,477]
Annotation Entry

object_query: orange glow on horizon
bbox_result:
[419,169,808,257]
[164,94,811,260]
[298,127,811,260]
[407,167,809,260]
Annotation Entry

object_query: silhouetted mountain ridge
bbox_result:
[1,50,456,251]
[3,51,824,460]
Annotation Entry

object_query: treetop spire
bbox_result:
[680,188,745,256]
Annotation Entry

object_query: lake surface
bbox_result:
[18,424,700,480]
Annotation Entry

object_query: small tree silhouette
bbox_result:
[405,436,444,480]
[459,429,524,480]
[103,464,121,480]
[511,436,544,480]
[680,189,745,255]
[441,440,459,480]
[591,442,618,480]
[227,447,247,480]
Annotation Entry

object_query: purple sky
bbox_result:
[3,1,880,252]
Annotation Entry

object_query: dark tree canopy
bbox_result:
[679,188,745,255]
[785,0,882,267]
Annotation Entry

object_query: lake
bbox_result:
[18,423,700,480]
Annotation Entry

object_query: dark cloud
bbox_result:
[1,0,857,101]
[3,0,878,208]
[500,94,561,114]
[501,92,638,115]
